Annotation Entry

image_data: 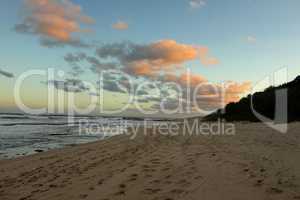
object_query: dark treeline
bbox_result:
[204,76,300,122]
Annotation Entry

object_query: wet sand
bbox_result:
[1,122,300,200]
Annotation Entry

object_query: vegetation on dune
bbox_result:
[204,76,300,122]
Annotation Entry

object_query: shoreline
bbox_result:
[1,122,300,199]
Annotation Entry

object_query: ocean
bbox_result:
[0,113,171,159]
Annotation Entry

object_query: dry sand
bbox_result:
[1,122,300,200]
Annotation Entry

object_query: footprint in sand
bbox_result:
[164,180,172,184]
[129,177,137,182]
[114,190,125,196]
[170,188,185,194]
[150,179,160,184]
[165,175,172,179]
[79,194,88,199]
[19,197,30,200]
[260,168,266,173]
[177,179,189,185]
[161,167,170,172]
[145,174,153,178]
[89,186,95,190]
[243,168,250,172]
[254,179,264,186]
[268,187,283,194]
[143,188,161,194]
[49,184,58,188]
[120,168,126,172]
[98,179,104,185]
[127,173,138,182]
[150,158,161,165]
[194,175,202,180]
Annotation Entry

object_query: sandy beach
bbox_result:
[2,0,299,199]
[1,122,300,200]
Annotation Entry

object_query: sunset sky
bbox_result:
[0,0,300,116]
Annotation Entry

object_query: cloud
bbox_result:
[129,71,249,112]
[47,79,90,93]
[136,89,149,96]
[89,92,100,97]
[0,69,14,78]
[178,72,207,87]
[136,98,150,103]
[64,52,118,74]
[96,40,198,65]
[39,37,90,48]
[159,72,207,89]
[189,0,206,8]
[159,72,251,110]
[93,72,132,94]
[192,81,252,110]
[224,81,252,102]
[198,47,219,65]
[64,52,87,63]
[95,40,218,78]
[101,80,127,94]
[14,0,94,47]
[62,39,250,112]
[246,36,257,43]
[112,21,129,30]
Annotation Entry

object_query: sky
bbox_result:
[0,0,300,116]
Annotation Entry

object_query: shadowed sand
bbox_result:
[1,122,300,200]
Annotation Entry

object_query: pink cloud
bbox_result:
[198,47,220,65]
[112,21,129,30]
[15,0,94,46]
